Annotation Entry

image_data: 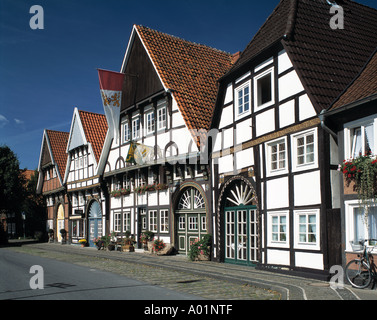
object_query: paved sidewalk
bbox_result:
[14,242,377,300]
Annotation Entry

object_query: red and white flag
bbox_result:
[98,69,125,141]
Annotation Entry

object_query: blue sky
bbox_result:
[0,0,376,170]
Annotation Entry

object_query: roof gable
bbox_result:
[46,130,69,181]
[121,30,165,110]
[37,129,69,192]
[66,108,108,166]
[67,111,87,151]
[227,0,377,112]
[78,110,108,164]
[129,25,233,132]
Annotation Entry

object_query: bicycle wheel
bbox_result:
[345,259,372,289]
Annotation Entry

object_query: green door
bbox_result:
[177,212,207,254]
[224,206,258,266]
[175,187,207,255]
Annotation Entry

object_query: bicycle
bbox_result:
[345,239,377,289]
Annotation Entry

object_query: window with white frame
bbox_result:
[189,216,198,231]
[201,216,207,231]
[114,211,121,232]
[291,128,318,171]
[132,116,140,140]
[344,117,377,159]
[266,137,287,175]
[123,211,131,233]
[160,209,169,233]
[145,109,155,135]
[254,67,275,110]
[270,212,288,243]
[157,102,167,130]
[235,81,250,118]
[149,210,157,232]
[345,201,377,251]
[122,118,130,143]
[294,209,320,250]
[179,216,185,230]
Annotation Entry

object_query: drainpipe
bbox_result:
[319,110,338,142]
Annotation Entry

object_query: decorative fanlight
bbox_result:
[226,183,254,206]
[178,188,205,210]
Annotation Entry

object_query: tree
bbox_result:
[0,145,26,240]
[23,169,46,239]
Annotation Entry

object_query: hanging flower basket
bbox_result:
[339,154,377,201]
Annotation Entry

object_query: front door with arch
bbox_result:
[175,187,207,255]
[222,180,259,266]
[88,201,102,247]
[57,204,65,242]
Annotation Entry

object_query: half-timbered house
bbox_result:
[103,25,233,253]
[322,47,377,268]
[210,0,377,278]
[37,130,69,242]
[64,108,109,246]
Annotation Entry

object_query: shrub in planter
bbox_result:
[188,234,212,261]
[152,239,166,253]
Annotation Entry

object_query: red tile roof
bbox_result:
[78,110,108,163]
[228,0,377,112]
[135,25,233,133]
[46,130,69,180]
[331,48,377,110]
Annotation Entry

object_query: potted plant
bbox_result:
[152,238,166,254]
[140,230,154,250]
[122,232,136,252]
[188,234,212,261]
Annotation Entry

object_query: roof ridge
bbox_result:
[78,109,106,117]
[135,25,232,56]
[46,129,69,134]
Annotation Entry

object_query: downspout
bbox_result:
[319,110,338,142]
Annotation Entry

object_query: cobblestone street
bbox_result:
[6,243,280,300]
[4,242,377,300]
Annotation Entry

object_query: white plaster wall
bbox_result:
[295,252,324,270]
[294,171,321,206]
[219,104,233,129]
[267,249,290,266]
[256,108,275,137]
[172,110,186,127]
[299,94,317,121]
[235,118,252,144]
[266,177,289,209]
[236,147,254,170]
[224,83,233,105]
[278,70,304,102]
[218,154,233,174]
[148,191,158,206]
[159,190,169,205]
[279,100,295,128]
[278,50,293,74]
[223,128,233,149]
